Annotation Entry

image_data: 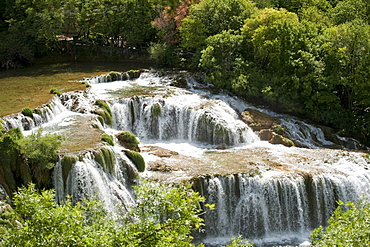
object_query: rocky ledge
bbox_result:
[241,108,294,147]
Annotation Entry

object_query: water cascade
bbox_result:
[53,147,136,215]
[2,70,370,246]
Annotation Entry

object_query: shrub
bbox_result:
[311,199,370,246]
[116,131,140,151]
[125,150,145,172]
[21,107,33,118]
[101,134,114,146]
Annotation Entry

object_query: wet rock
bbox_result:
[144,146,178,157]
[241,108,275,131]
[241,108,295,147]
[148,161,176,172]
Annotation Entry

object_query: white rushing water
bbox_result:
[3,70,370,246]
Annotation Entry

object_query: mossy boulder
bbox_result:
[21,107,34,118]
[93,148,115,174]
[116,131,140,152]
[94,100,112,125]
[125,150,145,172]
[127,69,142,79]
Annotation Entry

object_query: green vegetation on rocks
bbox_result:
[101,134,114,146]
[125,150,145,172]
[61,155,77,185]
[49,88,61,96]
[93,148,115,174]
[0,128,63,195]
[21,107,33,118]
[116,131,140,152]
[94,100,112,125]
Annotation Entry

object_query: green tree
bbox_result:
[0,182,212,246]
[311,199,370,246]
[179,0,257,65]
[199,30,246,90]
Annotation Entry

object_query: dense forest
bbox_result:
[0,0,369,146]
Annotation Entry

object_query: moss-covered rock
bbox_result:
[125,150,145,172]
[93,148,115,174]
[116,131,140,152]
[61,156,77,185]
[94,100,112,125]
[21,107,34,118]
[101,134,114,146]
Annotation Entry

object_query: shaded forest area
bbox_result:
[0,0,369,146]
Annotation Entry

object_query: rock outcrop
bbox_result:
[241,108,294,147]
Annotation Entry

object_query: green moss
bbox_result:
[153,103,162,118]
[116,131,140,151]
[50,88,61,96]
[125,150,145,172]
[274,125,286,135]
[101,134,114,146]
[21,107,34,118]
[94,100,112,125]
[93,148,115,174]
[61,156,77,185]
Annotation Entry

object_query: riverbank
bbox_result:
[0,60,153,117]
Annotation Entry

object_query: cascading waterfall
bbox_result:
[1,96,67,131]
[111,94,259,146]
[3,70,370,246]
[53,148,136,215]
[194,164,370,245]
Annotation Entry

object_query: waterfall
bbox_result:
[194,163,370,245]
[111,95,259,146]
[1,96,67,131]
[53,148,136,215]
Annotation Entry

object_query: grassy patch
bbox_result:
[0,61,152,117]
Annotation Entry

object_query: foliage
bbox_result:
[16,128,64,188]
[120,181,210,246]
[0,183,116,247]
[0,181,211,247]
[0,128,63,194]
[125,150,145,172]
[149,42,180,67]
[310,199,370,246]
[21,107,34,118]
[101,134,114,146]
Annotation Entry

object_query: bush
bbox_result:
[21,107,33,118]
[116,131,140,151]
[311,199,370,245]
[125,150,145,172]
